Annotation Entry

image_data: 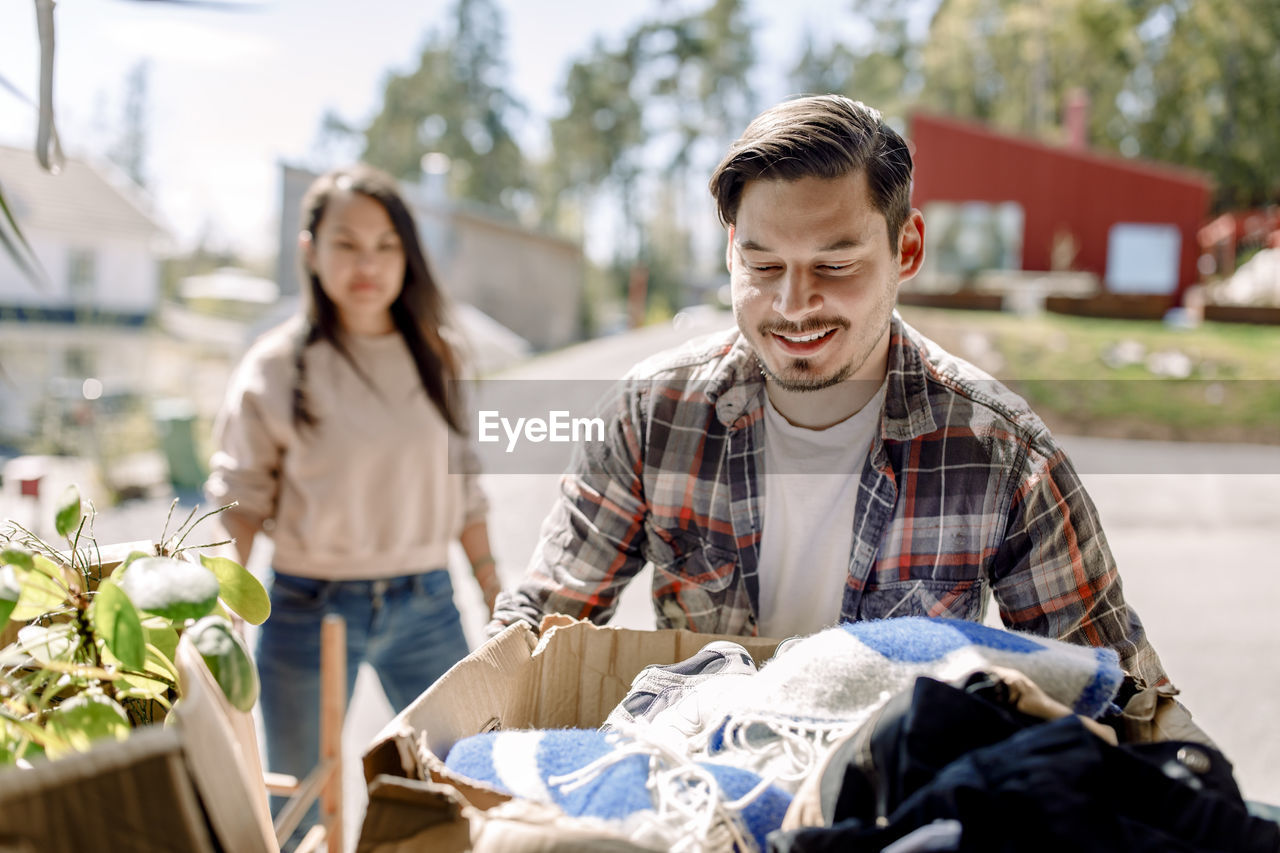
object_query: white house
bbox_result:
[0,145,168,444]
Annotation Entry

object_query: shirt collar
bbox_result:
[882,312,938,441]
[712,312,937,440]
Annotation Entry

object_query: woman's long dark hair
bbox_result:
[291,164,464,433]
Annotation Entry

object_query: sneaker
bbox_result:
[766,634,806,665]
[601,640,758,736]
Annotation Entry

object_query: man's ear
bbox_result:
[725,224,735,272]
[897,209,925,281]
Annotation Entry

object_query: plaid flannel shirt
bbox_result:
[494,313,1171,690]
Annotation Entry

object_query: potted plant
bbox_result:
[0,484,268,763]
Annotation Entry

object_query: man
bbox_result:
[489,94,1171,695]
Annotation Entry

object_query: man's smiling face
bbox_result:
[727,171,923,393]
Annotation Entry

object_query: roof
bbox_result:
[0,144,167,240]
[908,111,1211,190]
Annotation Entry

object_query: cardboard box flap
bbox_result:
[516,619,780,729]
[356,774,473,853]
[365,620,538,785]
[357,619,785,852]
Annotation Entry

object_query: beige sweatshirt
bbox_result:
[205,319,488,580]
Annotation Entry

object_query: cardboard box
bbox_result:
[359,615,780,852]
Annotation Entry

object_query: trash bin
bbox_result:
[153,398,206,499]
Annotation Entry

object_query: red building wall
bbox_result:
[908,112,1211,303]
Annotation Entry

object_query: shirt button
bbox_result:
[1176,746,1212,775]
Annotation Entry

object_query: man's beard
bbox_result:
[754,316,853,392]
[759,356,853,392]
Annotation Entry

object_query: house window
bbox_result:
[924,201,1025,277]
[67,248,96,304]
[1105,223,1180,294]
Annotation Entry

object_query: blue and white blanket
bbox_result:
[446,727,791,852]
[444,617,1126,851]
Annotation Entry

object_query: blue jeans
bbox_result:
[257,569,470,849]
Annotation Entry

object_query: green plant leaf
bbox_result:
[53,484,82,539]
[199,554,270,625]
[15,623,77,664]
[109,550,153,580]
[45,693,130,756]
[187,615,259,711]
[116,668,171,701]
[10,559,67,622]
[145,625,179,663]
[0,713,52,762]
[0,565,20,627]
[90,580,145,671]
[0,545,35,573]
[117,556,218,622]
[143,641,180,685]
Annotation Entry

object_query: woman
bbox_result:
[205,164,499,842]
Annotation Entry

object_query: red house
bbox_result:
[908,111,1211,306]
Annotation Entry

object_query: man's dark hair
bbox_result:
[709,94,914,251]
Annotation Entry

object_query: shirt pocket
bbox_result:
[649,530,739,594]
[650,536,741,632]
[855,578,984,622]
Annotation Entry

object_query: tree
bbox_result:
[643,0,758,172]
[787,0,923,122]
[1129,0,1280,209]
[544,0,757,313]
[108,60,150,188]
[360,0,527,212]
[545,37,646,230]
[790,29,859,97]
[919,0,1144,142]
[913,0,1280,210]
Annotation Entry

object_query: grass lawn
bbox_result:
[897,306,1280,444]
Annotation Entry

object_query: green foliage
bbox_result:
[545,0,756,308]
[1128,0,1280,209]
[186,616,259,713]
[53,485,83,540]
[45,693,131,758]
[919,0,1144,139]
[360,0,528,210]
[89,580,145,671]
[899,306,1280,442]
[199,554,271,626]
[0,496,268,763]
[0,567,19,628]
[788,0,1278,213]
[117,557,219,622]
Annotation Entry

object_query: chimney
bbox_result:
[1064,87,1089,150]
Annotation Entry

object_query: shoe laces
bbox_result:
[710,710,869,790]
[548,723,758,853]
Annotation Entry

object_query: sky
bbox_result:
[0,0,865,259]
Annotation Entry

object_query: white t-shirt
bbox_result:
[757,381,887,639]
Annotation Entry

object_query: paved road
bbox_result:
[14,309,1276,850]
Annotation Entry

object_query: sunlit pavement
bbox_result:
[11,310,1277,851]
